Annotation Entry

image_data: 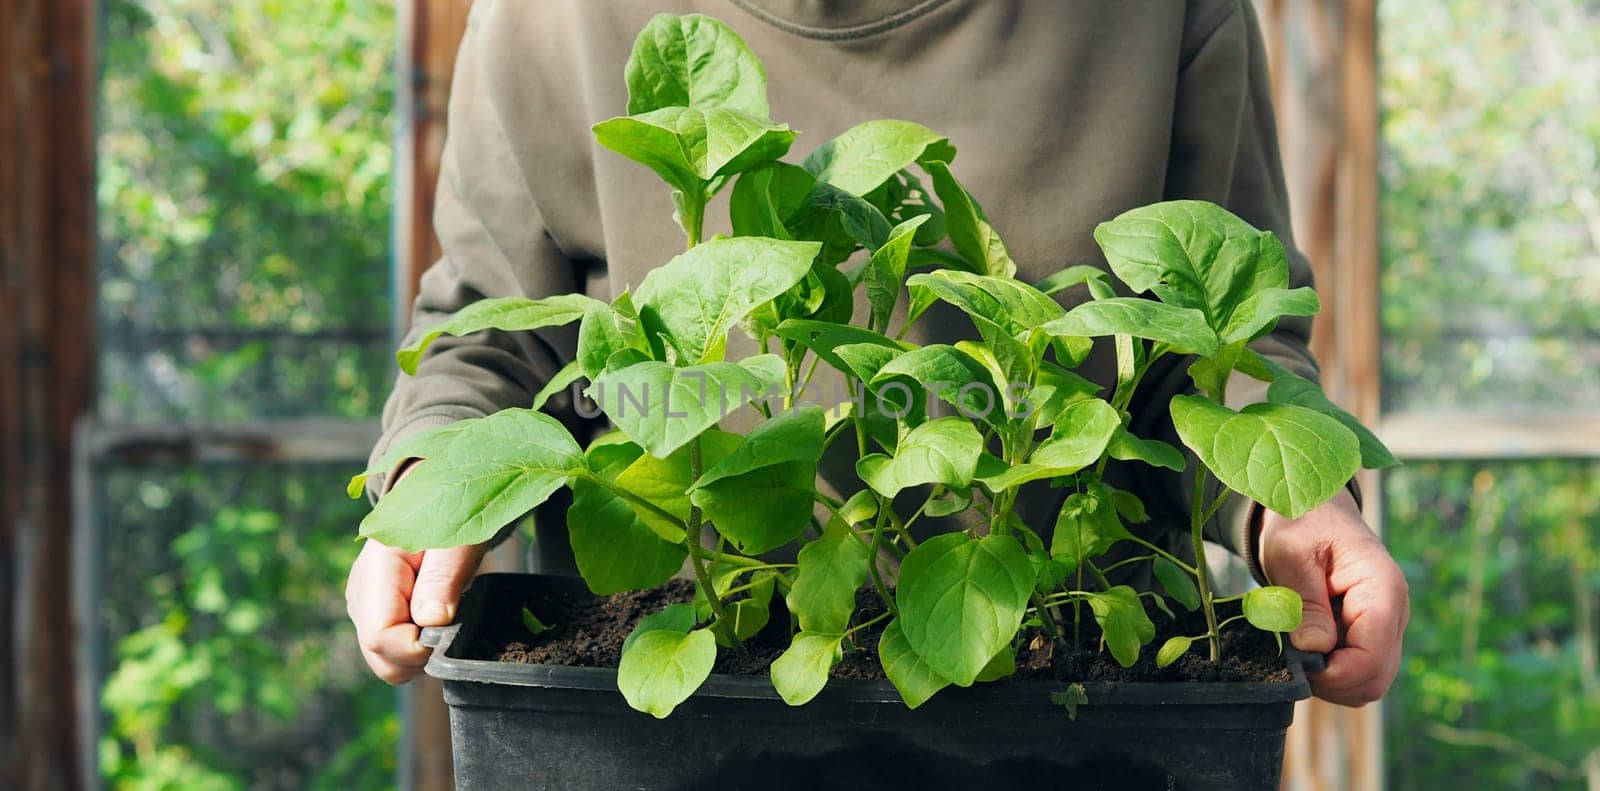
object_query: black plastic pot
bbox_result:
[421,573,1311,791]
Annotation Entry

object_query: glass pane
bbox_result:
[1379,1,1600,413]
[97,0,396,423]
[1384,459,1600,790]
[95,462,397,791]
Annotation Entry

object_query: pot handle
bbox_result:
[1289,648,1328,674]
[419,625,449,649]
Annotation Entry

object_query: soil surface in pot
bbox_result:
[466,579,1294,684]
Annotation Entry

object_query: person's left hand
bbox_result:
[1256,488,1409,707]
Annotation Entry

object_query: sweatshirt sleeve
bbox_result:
[1127,0,1360,580]
[365,1,588,499]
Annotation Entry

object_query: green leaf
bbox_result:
[531,359,585,412]
[634,237,820,364]
[587,356,785,458]
[856,417,983,499]
[609,430,741,539]
[1156,636,1194,669]
[870,344,1002,424]
[624,13,770,116]
[621,603,699,656]
[397,294,596,374]
[1087,586,1156,668]
[974,646,1017,682]
[895,533,1034,686]
[923,160,1016,278]
[1092,200,1287,333]
[1050,488,1132,571]
[347,420,471,499]
[906,270,1064,336]
[832,342,904,386]
[693,460,814,554]
[1266,373,1399,469]
[788,183,894,260]
[1153,557,1201,611]
[773,319,912,377]
[716,574,775,646]
[1050,683,1089,720]
[878,619,952,709]
[521,607,552,636]
[359,410,582,551]
[1242,586,1304,632]
[786,532,871,634]
[1170,396,1361,519]
[803,120,955,196]
[1041,298,1219,356]
[1106,425,1187,473]
[769,632,844,706]
[593,107,795,195]
[1035,265,1112,296]
[566,476,689,595]
[864,215,930,332]
[576,295,646,380]
[1220,286,1321,344]
[729,163,812,239]
[694,405,826,488]
[617,628,717,719]
[977,400,1120,492]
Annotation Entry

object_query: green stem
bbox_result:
[844,611,892,638]
[1191,469,1222,662]
[867,502,897,615]
[585,473,688,532]
[685,437,748,658]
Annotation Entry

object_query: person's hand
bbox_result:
[1256,488,1409,707]
[345,464,486,684]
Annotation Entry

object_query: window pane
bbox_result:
[1379,0,1600,413]
[95,463,397,790]
[98,0,396,423]
[1383,459,1599,791]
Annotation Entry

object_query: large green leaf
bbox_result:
[878,619,952,709]
[1087,586,1156,668]
[588,356,785,458]
[1092,201,1287,333]
[769,632,844,706]
[567,476,689,595]
[786,531,871,634]
[694,405,825,488]
[624,13,770,116]
[870,344,1002,424]
[1220,286,1320,344]
[1041,297,1219,356]
[923,160,1016,278]
[856,417,983,498]
[1050,488,1133,571]
[593,107,795,196]
[1266,373,1399,469]
[803,119,955,196]
[864,215,930,333]
[1170,396,1361,519]
[693,460,814,554]
[359,410,582,550]
[347,420,471,499]
[974,400,1120,492]
[634,237,820,364]
[617,628,717,719]
[397,294,597,374]
[906,270,1064,336]
[895,533,1033,686]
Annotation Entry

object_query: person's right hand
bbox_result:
[345,463,487,684]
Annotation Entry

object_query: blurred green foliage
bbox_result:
[99,0,396,423]
[1385,461,1599,790]
[1381,2,1600,787]
[95,0,399,788]
[1380,0,1600,413]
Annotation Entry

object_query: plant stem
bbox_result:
[682,194,705,249]
[685,437,748,658]
[867,502,897,615]
[1191,469,1222,662]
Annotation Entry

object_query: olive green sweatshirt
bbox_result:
[370,0,1339,582]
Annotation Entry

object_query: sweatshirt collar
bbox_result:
[725,0,952,40]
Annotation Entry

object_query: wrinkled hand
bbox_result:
[1257,488,1409,707]
[345,465,486,684]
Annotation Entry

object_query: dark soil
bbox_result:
[470,579,1293,684]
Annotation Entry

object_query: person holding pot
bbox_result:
[345,0,1408,709]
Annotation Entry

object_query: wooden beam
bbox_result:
[1257,0,1384,788]
[1378,412,1600,460]
[395,3,476,790]
[0,1,99,789]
